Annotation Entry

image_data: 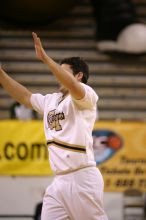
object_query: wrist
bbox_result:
[44,55,53,65]
[42,54,50,64]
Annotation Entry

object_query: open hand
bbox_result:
[32,32,48,63]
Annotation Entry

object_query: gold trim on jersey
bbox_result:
[47,138,86,153]
[55,164,95,175]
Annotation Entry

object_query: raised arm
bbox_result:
[32,32,85,100]
[0,66,32,108]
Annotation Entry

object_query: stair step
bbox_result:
[99,110,146,121]
[0,96,146,111]
[4,73,145,86]
[0,28,94,38]
[1,49,146,63]
[0,39,96,49]
[2,61,146,75]
[0,87,145,98]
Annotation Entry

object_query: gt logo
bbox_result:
[47,110,65,131]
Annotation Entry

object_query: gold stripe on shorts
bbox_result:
[47,138,86,153]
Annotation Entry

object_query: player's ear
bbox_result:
[76,72,83,82]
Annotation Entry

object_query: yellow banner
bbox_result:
[0,120,146,192]
[94,121,146,192]
[0,120,52,176]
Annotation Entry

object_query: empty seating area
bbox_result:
[0,0,146,120]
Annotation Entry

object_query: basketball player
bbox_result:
[0,32,108,220]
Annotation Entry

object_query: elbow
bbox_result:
[23,93,32,109]
[68,81,85,100]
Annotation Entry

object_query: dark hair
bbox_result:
[60,57,89,84]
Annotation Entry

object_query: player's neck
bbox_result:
[59,86,69,96]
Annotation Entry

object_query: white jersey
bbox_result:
[30,83,98,174]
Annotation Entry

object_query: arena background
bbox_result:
[0,0,146,219]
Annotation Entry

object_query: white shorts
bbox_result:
[41,166,108,220]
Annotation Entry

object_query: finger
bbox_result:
[37,37,43,48]
[33,34,43,50]
[32,32,37,40]
[32,32,36,42]
[32,32,40,45]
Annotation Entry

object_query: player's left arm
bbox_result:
[32,32,85,100]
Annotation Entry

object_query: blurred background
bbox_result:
[0,0,146,219]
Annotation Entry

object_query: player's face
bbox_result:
[61,64,73,75]
[59,64,77,94]
[61,64,83,81]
